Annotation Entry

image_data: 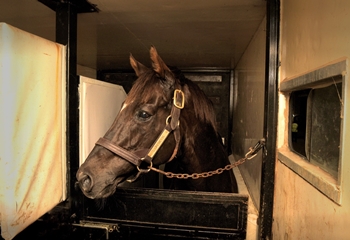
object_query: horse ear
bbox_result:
[149,46,172,79]
[130,53,148,77]
[150,46,175,90]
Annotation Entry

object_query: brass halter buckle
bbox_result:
[173,89,185,109]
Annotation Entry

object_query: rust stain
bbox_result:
[10,202,34,226]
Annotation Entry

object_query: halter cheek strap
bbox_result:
[142,89,184,164]
[95,88,185,172]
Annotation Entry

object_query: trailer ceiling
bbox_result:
[1,0,266,70]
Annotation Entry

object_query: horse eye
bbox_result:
[137,110,152,121]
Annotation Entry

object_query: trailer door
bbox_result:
[0,23,66,239]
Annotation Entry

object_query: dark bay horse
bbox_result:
[76,47,238,199]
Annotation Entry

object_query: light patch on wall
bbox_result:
[278,93,287,148]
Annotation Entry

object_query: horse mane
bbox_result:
[126,68,218,132]
[178,76,218,132]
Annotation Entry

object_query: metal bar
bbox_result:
[72,221,119,240]
[259,0,280,239]
[228,69,235,155]
[55,2,79,211]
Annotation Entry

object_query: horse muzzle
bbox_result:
[76,170,123,199]
[76,171,93,193]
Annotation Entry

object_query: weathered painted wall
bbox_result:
[275,0,350,239]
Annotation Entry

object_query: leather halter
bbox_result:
[95,88,185,174]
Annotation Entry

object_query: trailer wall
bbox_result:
[274,1,350,239]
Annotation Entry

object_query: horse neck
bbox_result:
[180,122,229,173]
[173,121,237,193]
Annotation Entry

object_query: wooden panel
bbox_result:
[82,188,248,239]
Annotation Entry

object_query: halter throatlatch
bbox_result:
[95,88,185,182]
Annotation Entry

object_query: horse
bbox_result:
[76,46,238,199]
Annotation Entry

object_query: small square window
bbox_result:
[289,81,342,179]
[279,59,346,204]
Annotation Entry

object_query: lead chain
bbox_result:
[149,154,249,180]
[148,139,265,180]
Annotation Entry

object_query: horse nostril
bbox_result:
[79,174,93,192]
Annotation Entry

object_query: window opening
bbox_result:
[290,89,310,157]
[289,79,342,179]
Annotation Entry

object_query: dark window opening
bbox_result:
[290,89,310,157]
[289,81,342,179]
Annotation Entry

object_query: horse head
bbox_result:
[76,46,183,199]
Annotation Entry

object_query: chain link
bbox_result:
[149,138,266,179]
[149,138,265,179]
[149,156,248,179]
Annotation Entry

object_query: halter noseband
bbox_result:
[95,88,185,179]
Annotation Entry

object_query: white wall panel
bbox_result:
[79,76,126,165]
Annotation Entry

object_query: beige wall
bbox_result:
[275,0,350,239]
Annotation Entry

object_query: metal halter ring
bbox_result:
[137,160,153,173]
[165,115,180,126]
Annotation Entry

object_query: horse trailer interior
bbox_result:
[1,0,350,240]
